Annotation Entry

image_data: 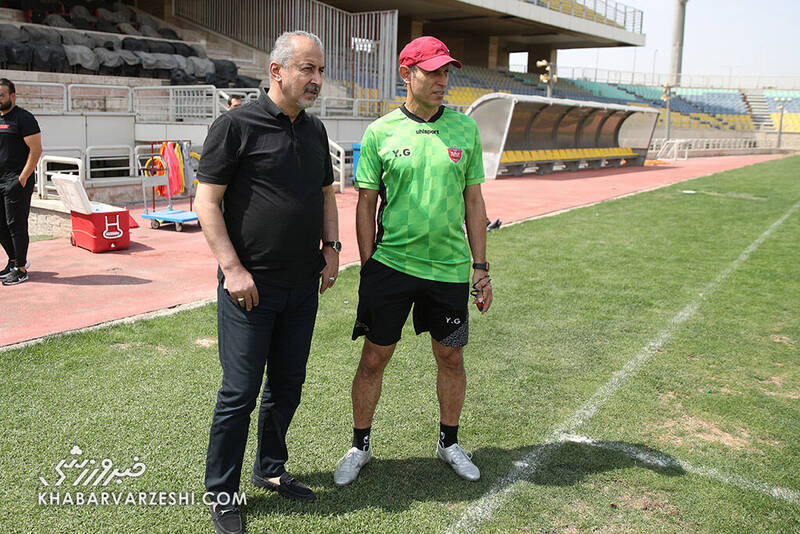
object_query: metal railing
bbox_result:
[134,85,218,122]
[560,66,800,90]
[650,137,763,159]
[85,145,135,183]
[328,139,346,193]
[15,82,68,113]
[525,0,643,34]
[36,155,84,200]
[215,88,261,115]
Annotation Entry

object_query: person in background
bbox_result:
[227,94,243,110]
[0,78,42,286]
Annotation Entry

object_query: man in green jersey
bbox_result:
[334,36,493,485]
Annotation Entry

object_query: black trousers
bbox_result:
[0,173,35,268]
[205,277,319,500]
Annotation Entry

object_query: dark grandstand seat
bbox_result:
[31,42,67,71]
[145,39,174,55]
[89,33,119,50]
[151,52,177,70]
[121,36,148,52]
[157,27,180,40]
[7,41,33,67]
[172,41,193,57]
[94,18,119,33]
[97,7,129,24]
[112,2,135,21]
[205,73,230,88]
[94,46,123,68]
[0,23,28,42]
[211,58,238,85]
[173,53,192,75]
[116,22,141,36]
[0,39,9,66]
[140,25,161,39]
[63,44,98,71]
[59,30,93,48]
[70,15,94,30]
[70,5,97,23]
[170,68,197,85]
[44,13,75,29]
[135,11,158,30]
[22,25,62,44]
[188,56,214,78]
[133,50,161,77]
[117,48,141,76]
[236,75,261,88]
[190,43,207,58]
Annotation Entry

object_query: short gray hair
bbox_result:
[270,31,324,68]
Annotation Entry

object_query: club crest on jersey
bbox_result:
[447,145,462,163]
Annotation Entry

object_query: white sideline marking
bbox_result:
[559,434,800,504]
[447,198,800,533]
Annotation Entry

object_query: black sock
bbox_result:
[353,426,371,451]
[439,423,458,448]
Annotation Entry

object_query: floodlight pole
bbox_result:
[776,97,791,149]
[663,85,673,141]
[670,0,689,87]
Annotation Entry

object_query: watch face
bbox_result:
[334,241,342,252]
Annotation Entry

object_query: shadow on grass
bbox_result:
[244,440,685,516]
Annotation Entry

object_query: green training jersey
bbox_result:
[355,105,484,283]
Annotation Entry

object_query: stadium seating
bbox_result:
[764,90,800,132]
[499,147,640,174]
[442,63,767,134]
[0,3,255,88]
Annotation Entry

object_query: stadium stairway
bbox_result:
[743,89,776,131]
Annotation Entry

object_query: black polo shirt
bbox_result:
[197,90,334,286]
[0,105,40,177]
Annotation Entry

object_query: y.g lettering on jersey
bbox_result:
[392,148,412,158]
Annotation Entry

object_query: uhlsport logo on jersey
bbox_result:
[447,145,462,163]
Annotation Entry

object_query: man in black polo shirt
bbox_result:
[196,31,340,534]
[0,78,42,286]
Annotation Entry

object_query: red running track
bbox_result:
[0,154,783,347]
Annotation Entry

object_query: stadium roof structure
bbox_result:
[323,0,645,50]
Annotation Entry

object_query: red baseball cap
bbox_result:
[399,36,462,71]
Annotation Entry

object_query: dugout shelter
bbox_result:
[467,92,659,178]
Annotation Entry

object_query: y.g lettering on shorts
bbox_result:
[352,258,469,347]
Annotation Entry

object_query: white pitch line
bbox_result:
[558,434,800,504]
[447,198,800,534]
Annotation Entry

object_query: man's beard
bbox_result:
[0,100,12,111]
[297,84,319,109]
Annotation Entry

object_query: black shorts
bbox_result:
[352,258,469,347]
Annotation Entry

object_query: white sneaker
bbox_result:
[437,443,480,481]
[333,447,371,486]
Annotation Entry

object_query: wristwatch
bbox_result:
[323,241,342,253]
[472,262,489,271]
